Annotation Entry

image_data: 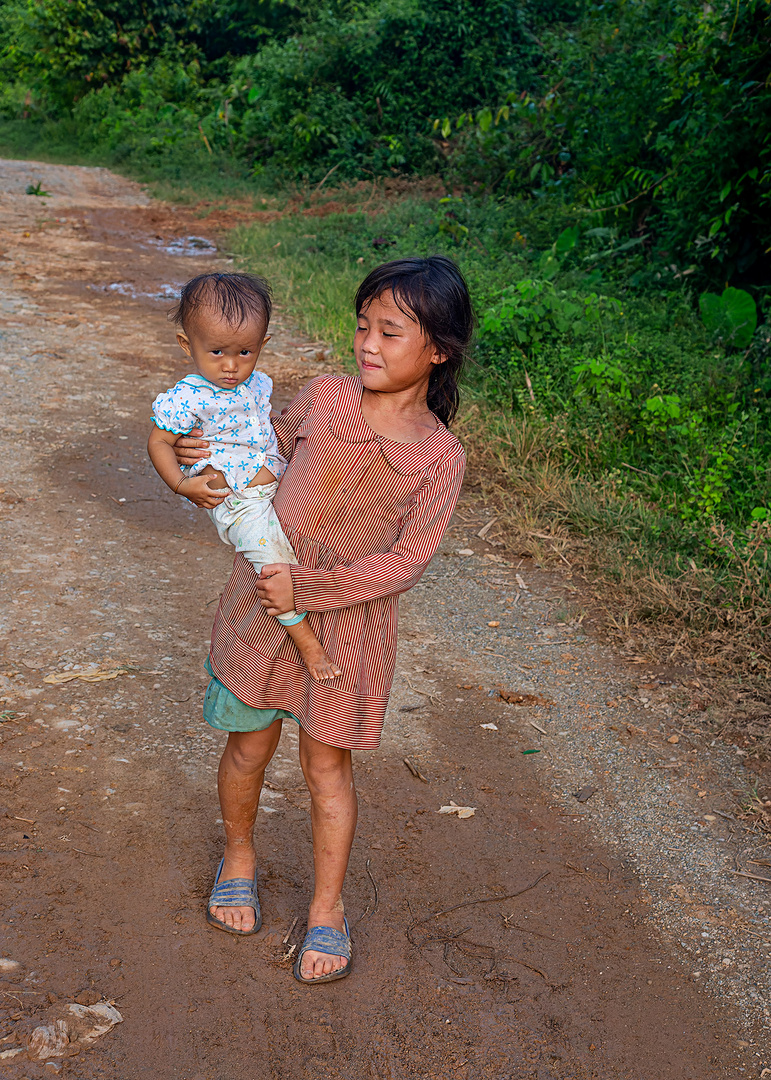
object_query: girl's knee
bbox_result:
[225,728,279,773]
[300,745,352,794]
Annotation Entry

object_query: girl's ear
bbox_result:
[430,351,448,366]
[177,332,192,356]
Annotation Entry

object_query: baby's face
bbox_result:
[177,308,270,390]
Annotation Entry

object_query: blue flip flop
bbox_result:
[293,917,352,984]
[206,857,262,936]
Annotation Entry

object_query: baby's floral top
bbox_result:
[151,371,286,491]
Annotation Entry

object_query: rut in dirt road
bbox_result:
[0,159,766,1080]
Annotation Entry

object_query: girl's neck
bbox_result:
[360,381,437,445]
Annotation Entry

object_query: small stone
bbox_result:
[704,814,717,822]
[0,958,22,974]
[487,621,500,628]
[75,988,101,1005]
[667,735,680,744]
[109,958,121,968]
[456,549,474,556]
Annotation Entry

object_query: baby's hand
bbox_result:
[177,474,230,509]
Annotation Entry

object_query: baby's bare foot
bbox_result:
[301,641,342,683]
[284,620,342,682]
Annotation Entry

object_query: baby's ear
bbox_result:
[176,331,192,356]
[260,334,272,348]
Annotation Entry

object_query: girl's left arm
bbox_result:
[289,448,466,613]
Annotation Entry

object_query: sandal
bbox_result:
[293,917,352,984]
[205,857,262,936]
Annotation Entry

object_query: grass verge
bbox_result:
[223,189,771,719]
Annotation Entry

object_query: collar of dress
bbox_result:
[179,373,243,394]
[328,376,458,476]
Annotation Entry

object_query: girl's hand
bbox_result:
[255,564,295,615]
[177,474,230,509]
[173,428,210,467]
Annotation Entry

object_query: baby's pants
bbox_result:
[207,482,304,627]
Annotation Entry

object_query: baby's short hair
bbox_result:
[171,272,272,332]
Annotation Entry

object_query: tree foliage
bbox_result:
[0,0,769,283]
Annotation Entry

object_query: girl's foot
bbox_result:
[299,905,348,980]
[208,849,258,933]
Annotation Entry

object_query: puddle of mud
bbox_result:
[147,234,217,257]
[89,282,182,303]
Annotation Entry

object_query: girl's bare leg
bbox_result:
[298,729,358,979]
[210,723,283,932]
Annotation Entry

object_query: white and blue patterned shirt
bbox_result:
[151,371,287,492]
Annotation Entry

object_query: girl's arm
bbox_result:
[147,426,228,509]
[270,375,328,458]
[284,448,465,612]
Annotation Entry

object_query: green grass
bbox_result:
[225,190,771,681]
[1,123,767,678]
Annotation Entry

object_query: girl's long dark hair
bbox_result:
[354,255,474,426]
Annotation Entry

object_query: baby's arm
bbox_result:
[147,425,228,509]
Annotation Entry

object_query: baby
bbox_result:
[147,271,341,682]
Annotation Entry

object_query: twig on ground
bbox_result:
[365,857,380,914]
[407,872,550,944]
[282,916,298,945]
[477,517,498,539]
[498,956,551,983]
[403,757,429,782]
[72,848,104,857]
[727,869,771,884]
[501,917,560,941]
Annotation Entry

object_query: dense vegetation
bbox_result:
[1,0,769,671]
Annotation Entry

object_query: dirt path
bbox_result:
[0,159,768,1079]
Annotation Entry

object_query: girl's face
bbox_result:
[354,292,443,396]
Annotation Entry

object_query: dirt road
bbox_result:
[0,159,768,1079]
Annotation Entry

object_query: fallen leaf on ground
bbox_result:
[13,1002,123,1061]
[437,801,476,819]
[44,668,129,685]
[499,690,553,707]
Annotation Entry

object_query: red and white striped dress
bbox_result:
[208,375,466,749]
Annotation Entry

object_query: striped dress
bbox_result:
[208,374,466,749]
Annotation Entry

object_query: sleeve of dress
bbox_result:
[290,447,466,612]
[270,376,325,459]
[151,385,200,435]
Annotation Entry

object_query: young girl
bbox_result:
[174,255,473,983]
[147,272,340,682]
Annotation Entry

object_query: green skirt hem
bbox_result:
[203,656,299,732]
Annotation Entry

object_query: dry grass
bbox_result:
[455,397,771,696]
